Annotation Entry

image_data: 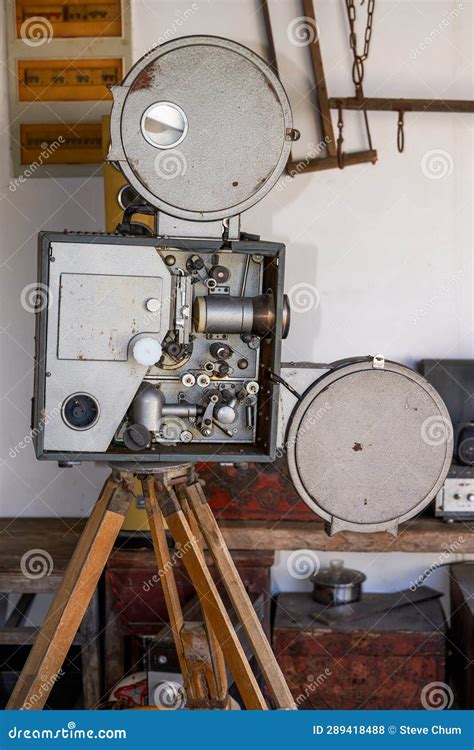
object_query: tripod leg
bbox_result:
[155,480,268,710]
[7,474,131,710]
[184,481,296,710]
[179,491,228,706]
[142,478,191,692]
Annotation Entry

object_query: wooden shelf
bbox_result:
[219,516,474,553]
[0,515,473,588]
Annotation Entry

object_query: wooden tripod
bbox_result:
[7,464,295,710]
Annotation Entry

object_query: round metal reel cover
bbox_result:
[286,360,453,535]
[110,36,293,221]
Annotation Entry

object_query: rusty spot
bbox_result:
[232,181,239,187]
[352,442,363,452]
[132,66,155,91]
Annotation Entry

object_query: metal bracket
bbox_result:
[372,354,385,369]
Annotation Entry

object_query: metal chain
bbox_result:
[345,0,375,92]
[337,107,345,169]
[343,0,376,157]
[397,110,405,153]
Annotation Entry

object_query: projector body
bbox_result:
[33,231,286,464]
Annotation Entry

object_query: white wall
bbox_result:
[1,0,473,598]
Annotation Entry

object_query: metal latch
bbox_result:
[372,354,385,369]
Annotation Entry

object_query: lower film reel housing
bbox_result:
[286,357,453,535]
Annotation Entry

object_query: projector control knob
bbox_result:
[145,298,161,313]
[467,494,474,502]
[133,337,162,366]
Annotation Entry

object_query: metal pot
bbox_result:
[311,559,366,606]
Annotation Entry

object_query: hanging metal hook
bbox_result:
[397,110,405,153]
[337,106,345,169]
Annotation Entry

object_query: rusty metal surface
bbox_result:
[109,36,293,222]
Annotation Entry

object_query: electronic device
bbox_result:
[32,36,296,465]
[420,359,474,520]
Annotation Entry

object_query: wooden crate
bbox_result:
[15,0,122,38]
[17,58,121,102]
[273,592,446,709]
[197,459,315,522]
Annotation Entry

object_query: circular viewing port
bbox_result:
[141,102,188,149]
[117,184,141,209]
[62,393,100,431]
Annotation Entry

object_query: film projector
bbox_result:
[11,36,452,711]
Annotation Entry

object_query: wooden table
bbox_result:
[1,514,473,559]
[0,517,101,708]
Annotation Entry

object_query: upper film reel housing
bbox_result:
[108,35,295,222]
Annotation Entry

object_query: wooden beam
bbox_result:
[157,483,268,710]
[329,97,474,113]
[218,517,474,553]
[302,0,336,156]
[287,148,377,174]
[4,593,35,628]
[185,482,296,710]
[143,477,193,700]
[2,515,473,560]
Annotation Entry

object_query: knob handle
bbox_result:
[132,337,162,367]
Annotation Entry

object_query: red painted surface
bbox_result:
[197,458,315,521]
